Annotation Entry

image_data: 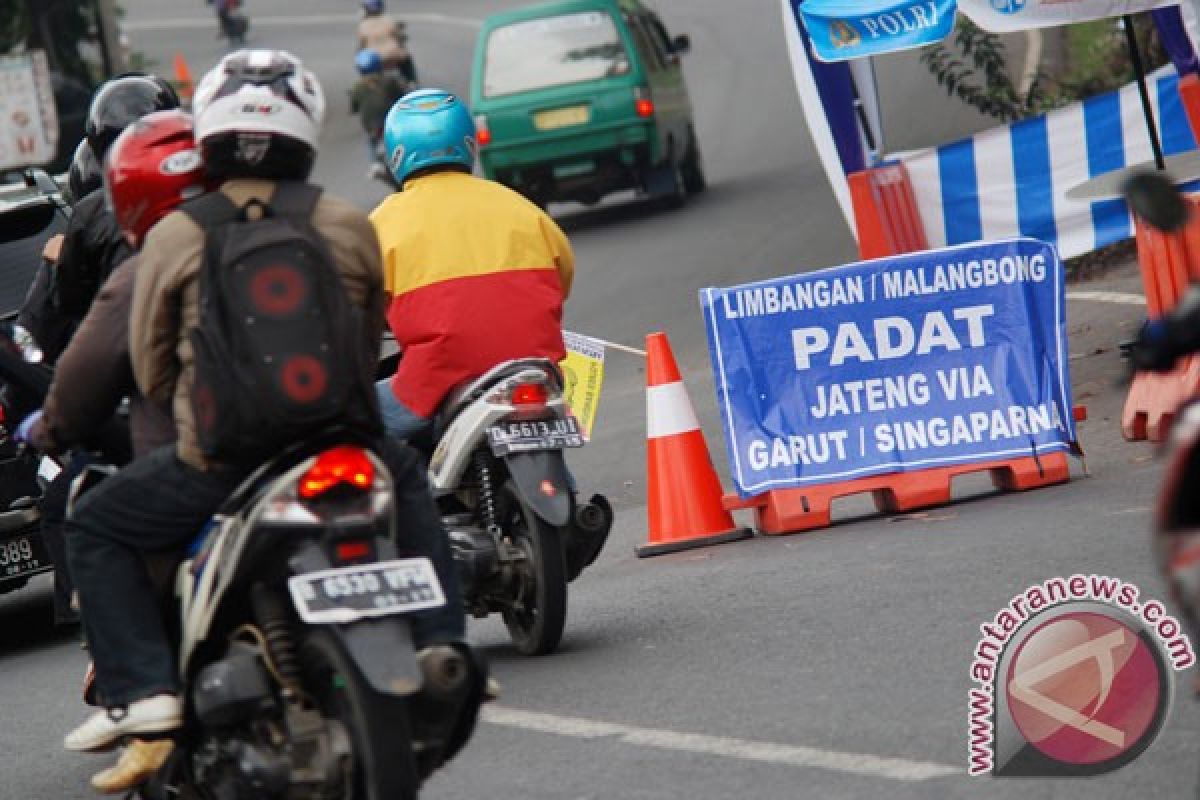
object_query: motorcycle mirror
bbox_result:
[1122,170,1190,233]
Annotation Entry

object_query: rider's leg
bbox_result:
[63,446,243,750]
[375,378,432,441]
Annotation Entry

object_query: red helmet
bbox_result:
[104,110,210,247]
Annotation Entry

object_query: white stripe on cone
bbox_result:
[647,382,701,439]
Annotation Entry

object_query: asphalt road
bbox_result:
[1,1,1197,798]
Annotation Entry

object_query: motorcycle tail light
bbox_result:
[299,446,375,500]
[511,382,548,407]
[334,539,373,564]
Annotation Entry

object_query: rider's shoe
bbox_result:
[64,694,183,752]
[90,739,175,794]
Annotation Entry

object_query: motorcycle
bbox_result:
[1124,170,1200,664]
[420,357,613,655]
[62,430,485,800]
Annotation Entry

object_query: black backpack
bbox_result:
[181,182,380,464]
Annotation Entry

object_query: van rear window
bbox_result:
[484,11,630,98]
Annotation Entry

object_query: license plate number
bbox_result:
[288,558,445,625]
[488,417,584,455]
[0,534,47,580]
[533,105,590,131]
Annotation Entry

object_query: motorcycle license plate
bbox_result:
[0,533,49,581]
[487,417,584,456]
[288,558,445,625]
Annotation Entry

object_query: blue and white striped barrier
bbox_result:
[900,67,1197,260]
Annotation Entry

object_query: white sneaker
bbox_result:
[64,694,183,753]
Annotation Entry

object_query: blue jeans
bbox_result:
[376,379,432,441]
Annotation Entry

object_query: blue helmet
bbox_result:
[355,48,382,75]
[362,0,384,14]
[382,89,476,185]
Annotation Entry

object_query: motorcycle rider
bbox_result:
[12,75,179,628]
[349,47,408,172]
[371,89,575,441]
[358,0,417,84]
[20,110,206,466]
[62,51,470,757]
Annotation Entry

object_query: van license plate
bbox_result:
[288,558,445,625]
[488,417,584,456]
[533,105,590,130]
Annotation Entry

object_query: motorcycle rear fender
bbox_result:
[289,543,423,697]
[504,451,571,527]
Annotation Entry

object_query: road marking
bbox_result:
[481,706,960,782]
[123,12,481,33]
[1065,290,1145,306]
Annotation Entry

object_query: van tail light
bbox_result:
[634,88,655,118]
[299,446,375,500]
[475,114,492,147]
[511,382,548,408]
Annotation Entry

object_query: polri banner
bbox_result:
[700,238,1076,498]
[799,0,956,62]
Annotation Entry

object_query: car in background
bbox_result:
[469,0,705,209]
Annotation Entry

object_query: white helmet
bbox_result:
[193,50,325,176]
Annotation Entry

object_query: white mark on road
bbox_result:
[1065,290,1145,306]
[482,706,960,782]
[123,12,481,33]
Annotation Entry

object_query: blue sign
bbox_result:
[799,0,957,62]
[700,239,1076,498]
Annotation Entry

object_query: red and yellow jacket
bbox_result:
[370,171,575,418]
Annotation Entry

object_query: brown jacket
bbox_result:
[31,255,175,458]
[358,14,408,68]
[130,179,386,471]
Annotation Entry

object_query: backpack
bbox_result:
[181,182,381,464]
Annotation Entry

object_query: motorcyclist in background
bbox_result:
[61,51,475,764]
[370,89,574,441]
[349,48,409,177]
[358,0,417,84]
[11,75,179,628]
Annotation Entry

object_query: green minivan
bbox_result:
[469,0,704,208]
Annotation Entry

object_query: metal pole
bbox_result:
[93,0,127,77]
[1124,14,1166,170]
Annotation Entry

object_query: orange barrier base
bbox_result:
[722,453,1071,535]
[1122,355,1200,441]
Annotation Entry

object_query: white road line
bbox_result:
[123,12,481,33]
[481,706,960,782]
[1065,290,1146,306]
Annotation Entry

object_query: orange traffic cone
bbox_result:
[173,53,194,104]
[637,332,752,558]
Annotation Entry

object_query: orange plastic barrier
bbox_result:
[638,332,752,558]
[723,453,1070,535]
[1178,74,1200,143]
[847,163,929,260]
[1123,195,1200,441]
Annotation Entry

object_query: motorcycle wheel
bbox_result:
[303,630,419,800]
[501,483,568,656]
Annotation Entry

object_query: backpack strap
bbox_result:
[179,190,242,230]
[267,181,323,220]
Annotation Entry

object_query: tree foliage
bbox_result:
[921,18,1053,122]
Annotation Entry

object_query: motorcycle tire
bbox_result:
[303,629,419,800]
[501,482,568,656]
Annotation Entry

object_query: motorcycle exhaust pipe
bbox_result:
[417,645,468,695]
[575,500,609,534]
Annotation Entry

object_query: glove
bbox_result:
[1131,318,1179,373]
[14,409,43,444]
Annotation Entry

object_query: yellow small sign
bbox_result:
[533,104,591,131]
[560,332,605,440]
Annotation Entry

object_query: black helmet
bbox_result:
[85,73,181,161]
[63,140,102,206]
